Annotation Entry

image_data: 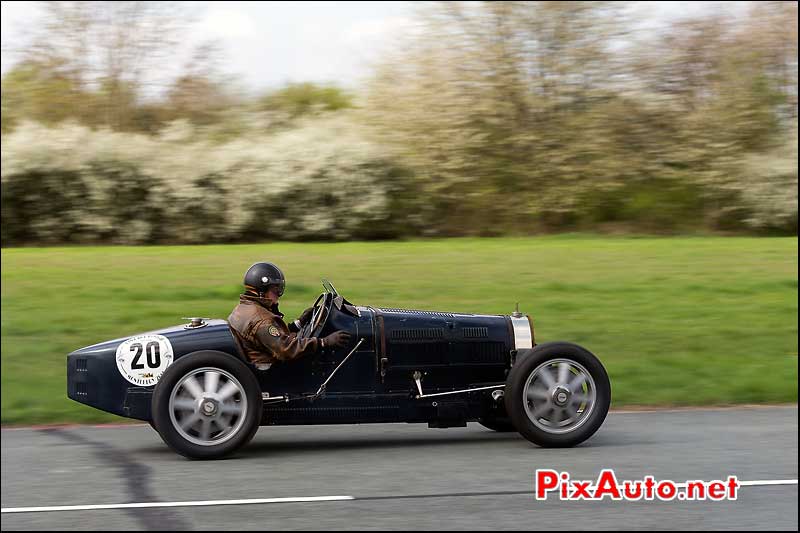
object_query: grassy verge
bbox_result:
[1,236,797,424]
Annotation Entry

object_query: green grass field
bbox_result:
[1,236,797,424]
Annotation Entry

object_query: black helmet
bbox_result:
[244,262,285,296]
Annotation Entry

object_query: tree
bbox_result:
[1,59,87,131]
[365,1,624,233]
[8,1,193,130]
[162,42,240,127]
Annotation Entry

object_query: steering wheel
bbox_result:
[299,291,333,339]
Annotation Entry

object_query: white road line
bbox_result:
[2,481,797,514]
[737,480,798,487]
[567,479,799,491]
[1,496,355,514]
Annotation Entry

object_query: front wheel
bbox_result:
[152,351,262,459]
[505,342,610,447]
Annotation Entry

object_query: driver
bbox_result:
[228,262,351,368]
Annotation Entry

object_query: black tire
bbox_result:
[477,398,516,432]
[152,351,262,459]
[505,342,610,447]
[478,415,516,432]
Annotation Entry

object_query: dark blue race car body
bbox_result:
[67,283,609,459]
[69,305,525,425]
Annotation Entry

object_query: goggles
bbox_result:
[267,282,285,297]
[245,279,285,298]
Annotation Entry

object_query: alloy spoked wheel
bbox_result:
[169,367,248,446]
[523,359,596,434]
[152,351,262,459]
[506,342,610,448]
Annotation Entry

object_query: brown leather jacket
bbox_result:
[228,294,319,365]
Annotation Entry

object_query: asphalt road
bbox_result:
[1,406,797,531]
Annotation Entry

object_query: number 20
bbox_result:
[130,342,161,369]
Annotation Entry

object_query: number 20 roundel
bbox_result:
[116,334,175,387]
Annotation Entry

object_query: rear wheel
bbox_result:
[152,351,262,459]
[505,342,610,447]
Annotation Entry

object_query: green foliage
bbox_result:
[1,61,89,132]
[259,83,354,118]
[580,179,710,232]
[0,169,89,245]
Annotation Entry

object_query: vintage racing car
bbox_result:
[67,281,611,459]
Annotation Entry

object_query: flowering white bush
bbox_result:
[1,116,410,244]
[1,113,794,245]
[738,130,798,231]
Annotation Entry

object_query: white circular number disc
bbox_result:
[115,334,174,386]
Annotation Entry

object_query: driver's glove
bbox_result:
[320,331,351,349]
[298,307,314,326]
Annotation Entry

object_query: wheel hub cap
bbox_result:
[202,399,217,416]
[553,386,570,406]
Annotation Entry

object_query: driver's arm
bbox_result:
[254,319,320,362]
